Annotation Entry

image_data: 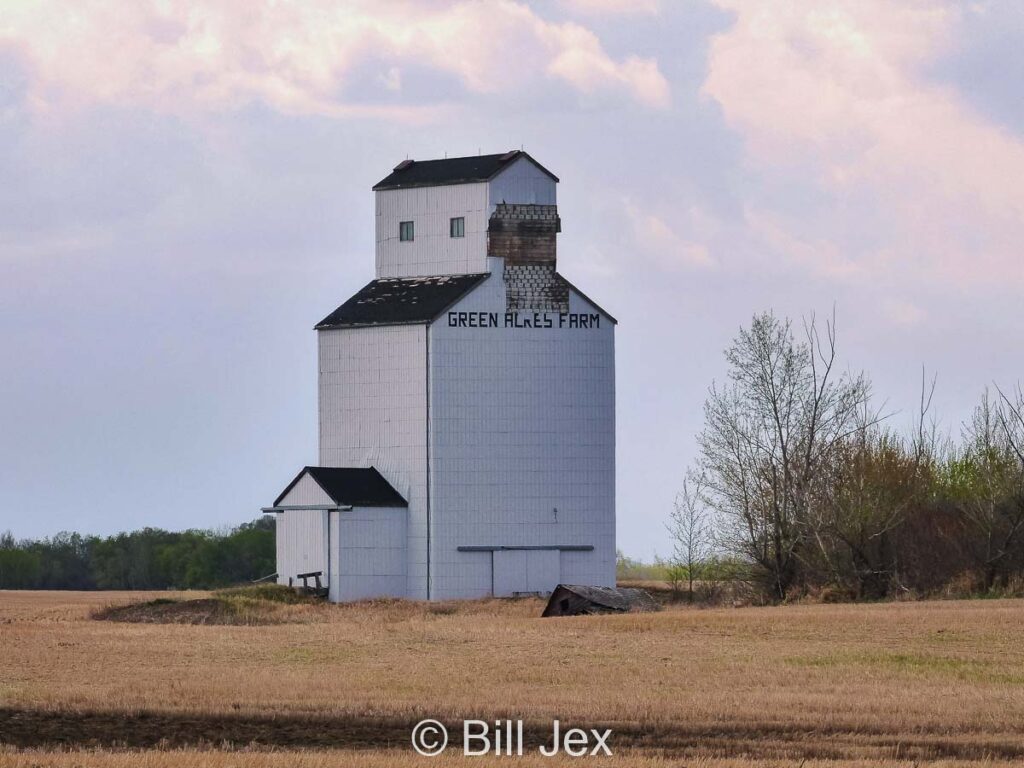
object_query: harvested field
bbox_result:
[3,707,1024,760]
[7,752,1024,768]
[1,590,1023,765]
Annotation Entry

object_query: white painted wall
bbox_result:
[274,475,332,586]
[275,508,327,586]
[493,550,528,596]
[487,156,556,212]
[374,158,557,279]
[329,506,407,601]
[278,473,333,506]
[375,183,489,278]
[318,324,427,599]
[427,262,616,599]
[493,550,561,596]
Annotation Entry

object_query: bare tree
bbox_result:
[995,383,1024,471]
[666,473,714,602]
[699,311,872,600]
[952,387,1024,589]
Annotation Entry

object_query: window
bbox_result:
[450,216,465,238]
[399,221,414,242]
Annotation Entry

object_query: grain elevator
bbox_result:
[267,151,616,601]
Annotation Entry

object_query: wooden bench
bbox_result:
[292,571,328,597]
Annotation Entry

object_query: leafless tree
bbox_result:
[995,383,1024,471]
[698,311,873,600]
[953,386,1024,588]
[666,473,714,602]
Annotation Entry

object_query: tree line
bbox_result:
[0,517,275,590]
[668,311,1024,603]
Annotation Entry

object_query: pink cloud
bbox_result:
[624,199,716,271]
[0,0,670,118]
[560,0,660,15]
[702,0,1024,287]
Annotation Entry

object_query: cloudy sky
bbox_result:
[2,0,1023,559]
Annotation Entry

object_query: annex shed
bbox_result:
[542,584,660,617]
[267,467,408,602]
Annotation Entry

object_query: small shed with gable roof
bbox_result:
[266,466,408,602]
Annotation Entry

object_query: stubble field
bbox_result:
[1,590,1024,766]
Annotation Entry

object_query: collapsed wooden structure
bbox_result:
[542,584,660,617]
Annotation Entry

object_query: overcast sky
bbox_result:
[2,0,1023,559]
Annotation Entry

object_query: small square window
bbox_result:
[399,221,414,242]
[450,216,465,238]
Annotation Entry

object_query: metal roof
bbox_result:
[372,151,558,191]
[315,274,489,329]
[316,273,616,330]
[273,467,408,508]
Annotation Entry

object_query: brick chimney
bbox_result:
[488,203,568,312]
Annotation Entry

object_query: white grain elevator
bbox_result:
[267,151,616,601]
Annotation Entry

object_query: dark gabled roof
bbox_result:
[372,151,558,191]
[315,274,488,329]
[274,467,408,508]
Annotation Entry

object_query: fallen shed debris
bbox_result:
[542,584,661,617]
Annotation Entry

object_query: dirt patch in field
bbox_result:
[91,598,289,626]
[2,707,1023,761]
[89,589,535,626]
[90,585,328,625]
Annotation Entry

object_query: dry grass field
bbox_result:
[2,590,1024,766]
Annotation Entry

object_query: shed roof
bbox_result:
[315,274,488,329]
[273,467,408,508]
[372,151,558,191]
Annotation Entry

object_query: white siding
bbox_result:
[527,550,561,594]
[279,473,333,506]
[492,550,561,597]
[487,156,557,213]
[375,183,489,278]
[427,262,616,599]
[275,474,333,586]
[275,508,328,586]
[330,506,407,601]
[493,550,528,596]
[318,324,427,599]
